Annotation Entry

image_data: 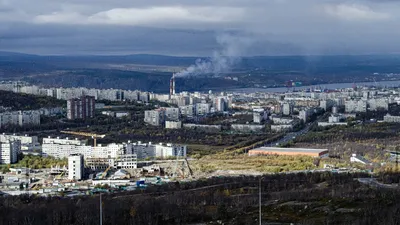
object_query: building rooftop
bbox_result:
[251,147,328,153]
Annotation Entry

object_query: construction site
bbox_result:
[0,130,195,196]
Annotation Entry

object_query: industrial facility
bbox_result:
[248,147,329,158]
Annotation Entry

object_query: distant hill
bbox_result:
[1,52,400,92]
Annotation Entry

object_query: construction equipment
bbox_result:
[184,158,193,177]
[55,171,65,180]
[60,131,106,147]
[171,148,193,179]
[99,165,111,179]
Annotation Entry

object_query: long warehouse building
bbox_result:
[248,147,329,158]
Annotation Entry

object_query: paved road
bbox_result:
[268,123,312,147]
[357,178,398,189]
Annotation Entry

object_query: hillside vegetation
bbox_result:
[0,90,65,110]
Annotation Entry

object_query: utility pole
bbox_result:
[259,177,264,225]
[100,193,103,225]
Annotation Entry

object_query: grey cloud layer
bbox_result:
[0,0,399,55]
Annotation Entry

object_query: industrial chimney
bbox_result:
[170,73,176,96]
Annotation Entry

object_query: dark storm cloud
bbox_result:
[0,0,400,55]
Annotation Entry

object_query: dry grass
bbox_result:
[190,154,316,174]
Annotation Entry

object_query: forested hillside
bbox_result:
[0,91,65,110]
[1,172,400,225]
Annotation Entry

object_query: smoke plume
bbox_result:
[175,33,254,78]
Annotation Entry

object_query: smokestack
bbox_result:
[172,74,176,95]
[170,73,175,96]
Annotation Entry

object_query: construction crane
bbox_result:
[60,131,106,147]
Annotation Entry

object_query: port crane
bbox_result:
[60,130,106,147]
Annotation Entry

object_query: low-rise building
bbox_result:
[272,117,294,125]
[384,114,400,123]
[350,154,371,165]
[231,124,264,133]
[249,147,329,158]
[183,124,222,132]
[165,121,182,129]
[115,112,129,118]
[271,124,293,132]
[116,154,138,169]
[101,111,115,117]
[318,122,347,127]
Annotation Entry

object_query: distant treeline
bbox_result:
[2,172,400,225]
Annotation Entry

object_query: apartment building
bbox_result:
[0,140,20,164]
[68,154,84,180]
[144,109,166,126]
[0,134,40,151]
[67,95,95,120]
[0,110,40,128]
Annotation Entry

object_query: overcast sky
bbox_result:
[0,0,399,56]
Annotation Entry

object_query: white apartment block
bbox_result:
[174,96,190,107]
[299,110,309,122]
[130,142,155,159]
[282,103,293,116]
[0,133,38,145]
[165,107,180,121]
[319,99,335,110]
[144,109,165,126]
[155,144,187,158]
[43,138,186,161]
[0,110,40,128]
[179,105,196,117]
[0,140,20,164]
[384,114,400,123]
[368,98,389,111]
[345,100,367,113]
[0,134,39,151]
[130,142,187,159]
[68,154,84,180]
[214,97,226,112]
[253,112,263,124]
[196,103,211,116]
[42,137,91,159]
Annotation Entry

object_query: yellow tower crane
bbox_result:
[60,131,106,147]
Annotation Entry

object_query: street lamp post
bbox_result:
[100,193,103,225]
[259,177,264,225]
